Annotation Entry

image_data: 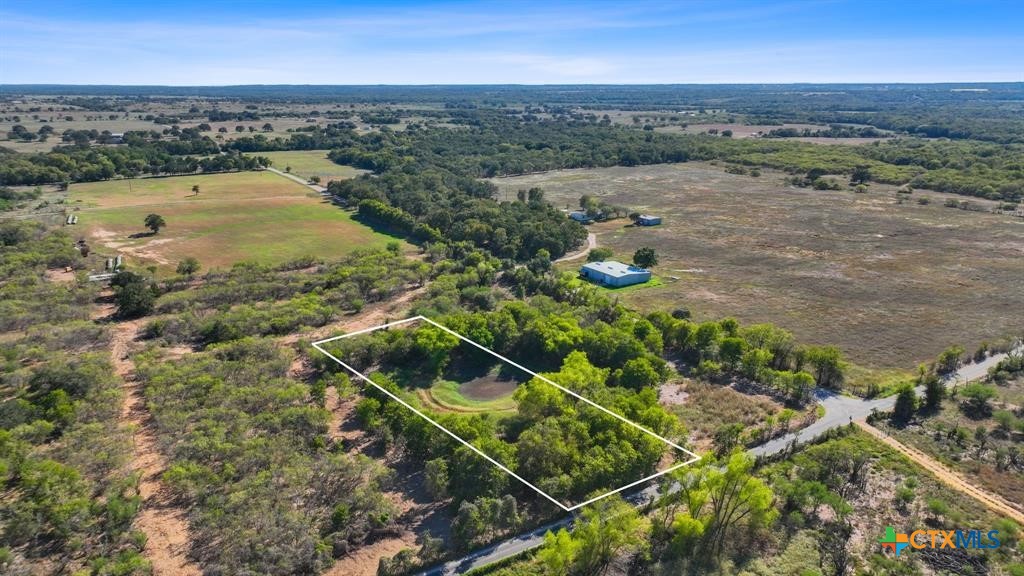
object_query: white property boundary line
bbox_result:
[311,315,700,512]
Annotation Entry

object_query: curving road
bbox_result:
[417,345,1020,575]
[554,233,597,263]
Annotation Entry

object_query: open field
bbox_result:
[652,123,892,145]
[662,379,812,452]
[68,171,402,270]
[417,380,518,414]
[248,150,368,184]
[501,163,1024,372]
[383,358,526,415]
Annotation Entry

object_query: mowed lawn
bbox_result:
[249,150,367,184]
[70,171,402,270]
[498,163,1024,373]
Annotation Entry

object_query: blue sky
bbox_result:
[1,0,1021,85]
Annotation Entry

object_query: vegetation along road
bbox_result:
[855,421,1024,525]
[419,346,1022,576]
[266,166,328,194]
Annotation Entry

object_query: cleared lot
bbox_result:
[70,170,401,270]
[498,163,1024,371]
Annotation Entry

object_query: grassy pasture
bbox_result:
[417,380,518,414]
[69,170,402,271]
[249,150,368,184]
[497,163,1024,372]
[411,360,524,415]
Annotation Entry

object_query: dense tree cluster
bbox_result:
[0,138,269,185]
[333,168,586,259]
[317,297,683,507]
[645,312,841,405]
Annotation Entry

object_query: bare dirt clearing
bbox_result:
[95,300,202,576]
[502,163,1024,371]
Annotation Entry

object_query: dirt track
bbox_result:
[97,302,202,576]
[554,232,597,262]
[856,421,1024,525]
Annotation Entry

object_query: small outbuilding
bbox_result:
[637,214,662,226]
[580,261,652,287]
[569,210,593,223]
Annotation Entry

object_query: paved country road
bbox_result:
[418,345,1021,575]
[266,166,327,194]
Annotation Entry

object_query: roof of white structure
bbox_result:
[581,260,650,278]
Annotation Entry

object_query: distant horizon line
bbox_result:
[2,81,1022,89]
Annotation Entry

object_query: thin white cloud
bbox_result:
[1,3,1021,84]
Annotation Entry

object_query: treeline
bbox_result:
[0,137,269,185]
[0,223,148,574]
[3,107,1021,202]
[356,199,443,243]
[763,124,888,139]
[646,311,845,404]
[222,123,360,152]
[496,267,847,406]
[318,114,1022,201]
[329,299,670,389]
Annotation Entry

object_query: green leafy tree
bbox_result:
[719,337,745,368]
[994,410,1015,434]
[574,495,648,574]
[936,345,965,374]
[700,452,777,558]
[804,345,846,389]
[892,383,917,422]
[713,423,744,455]
[143,213,166,234]
[632,246,658,269]
[661,452,776,563]
[176,257,201,276]
[587,247,614,262]
[540,494,647,575]
[960,383,997,416]
[539,528,579,575]
[424,458,448,500]
[412,326,459,377]
[922,372,945,410]
[618,357,660,389]
[111,270,154,318]
[850,164,872,184]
